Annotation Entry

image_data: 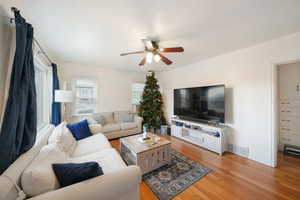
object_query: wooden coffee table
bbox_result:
[120,133,171,174]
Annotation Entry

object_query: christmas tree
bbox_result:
[139,71,166,131]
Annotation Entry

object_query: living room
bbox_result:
[1,0,300,200]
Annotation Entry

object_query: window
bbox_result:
[72,79,97,115]
[132,83,145,105]
[34,58,52,131]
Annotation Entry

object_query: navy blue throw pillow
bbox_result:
[52,162,103,187]
[66,120,92,140]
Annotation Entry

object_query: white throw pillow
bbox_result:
[48,122,65,144]
[21,144,69,197]
[61,126,77,154]
[48,122,76,154]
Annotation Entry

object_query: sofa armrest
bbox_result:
[88,124,103,134]
[134,116,143,131]
[28,166,141,200]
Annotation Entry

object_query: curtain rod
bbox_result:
[10,7,53,66]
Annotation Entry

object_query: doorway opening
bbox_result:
[273,61,300,167]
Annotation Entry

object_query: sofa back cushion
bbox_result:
[100,112,114,124]
[48,122,76,154]
[114,111,134,123]
[91,113,106,125]
[21,144,69,197]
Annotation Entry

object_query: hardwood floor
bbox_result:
[110,135,300,200]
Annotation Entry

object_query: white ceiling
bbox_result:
[23,0,300,71]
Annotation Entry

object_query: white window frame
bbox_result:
[71,78,98,116]
[132,83,145,105]
[34,57,52,132]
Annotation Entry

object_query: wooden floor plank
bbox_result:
[110,135,300,200]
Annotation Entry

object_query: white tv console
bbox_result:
[171,118,228,155]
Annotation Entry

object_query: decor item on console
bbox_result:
[142,124,149,139]
[139,71,166,132]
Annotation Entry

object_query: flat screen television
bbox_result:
[174,85,225,123]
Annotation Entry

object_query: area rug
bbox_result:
[143,150,212,200]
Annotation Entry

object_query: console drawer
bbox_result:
[280,117,300,134]
[280,107,300,117]
[280,133,300,146]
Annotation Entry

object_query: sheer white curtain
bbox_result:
[33,56,52,131]
[0,28,16,126]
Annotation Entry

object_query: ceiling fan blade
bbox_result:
[157,53,172,65]
[139,57,147,66]
[160,47,184,53]
[120,50,144,56]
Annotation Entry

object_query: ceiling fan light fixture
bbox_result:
[154,54,161,62]
[120,39,184,66]
[146,52,153,64]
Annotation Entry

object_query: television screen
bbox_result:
[174,85,225,123]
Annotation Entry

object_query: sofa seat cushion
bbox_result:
[120,122,138,130]
[71,134,111,157]
[70,148,126,174]
[21,144,69,197]
[102,123,121,133]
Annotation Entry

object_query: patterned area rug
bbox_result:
[143,150,212,200]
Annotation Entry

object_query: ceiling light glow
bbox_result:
[154,54,161,62]
[146,52,153,64]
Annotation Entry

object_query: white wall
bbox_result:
[58,62,145,118]
[158,32,300,166]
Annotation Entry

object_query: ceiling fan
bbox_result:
[120,39,184,66]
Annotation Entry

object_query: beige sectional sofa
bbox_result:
[70,111,143,139]
[0,123,141,200]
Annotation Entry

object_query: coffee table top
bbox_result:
[120,133,171,154]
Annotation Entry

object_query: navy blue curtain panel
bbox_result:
[0,10,37,174]
[51,63,61,126]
